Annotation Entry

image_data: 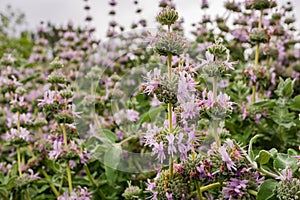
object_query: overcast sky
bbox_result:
[1,0,300,39]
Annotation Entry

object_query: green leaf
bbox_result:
[248,134,262,162]
[252,100,275,108]
[275,77,294,98]
[0,187,8,199]
[257,179,278,200]
[269,148,278,157]
[137,105,166,127]
[255,150,272,165]
[289,95,300,111]
[287,148,298,156]
[273,153,298,170]
[99,129,117,143]
[104,144,122,185]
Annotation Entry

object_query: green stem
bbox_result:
[259,167,279,179]
[62,123,68,146]
[248,189,258,196]
[66,164,73,194]
[169,156,173,179]
[118,134,140,146]
[59,176,64,193]
[195,181,204,200]
[17,111,20,132]
[252,9,263,103]
[24,189,31,200]
[41,169,60,197]
[62,122,73,194]
[212,76,220,147]
[84,165,97,186]
[254,43,260,69]
[200,182,222,192]
[213,76,217,100]
[167,53,172,81]
[17,111,22,177]
[167,52,173,180]
[258,9,263,29]
[17,148,22,176]
[213,120,220,147]
[252,85,256,103]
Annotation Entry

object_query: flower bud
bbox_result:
[272,13,281,21]
[208,38,228,58]
[15,87,27,95]
[50,57,64,69]
[154,32,187,57]
[122,182,142,199]
[276,178,300,199]
[154,74,178,105]
[272,25,285,36]
[54,111,75,124]
[284,17,295,25]
[249,0,271,10]
[110,72,121,82]
[60,88,74,99]
[224,1,241,12]
[153,170,189,199]
[47,71,67,85]
[249,28,269,44]
[157,6,179,25]
[33,117,48,127]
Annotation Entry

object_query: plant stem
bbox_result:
[169,156,173,179]
[17,111,20,132]
[16,111,22,176]
[259,9,263,29]
[66,164,73,194]
[17,148,22,176]
[195,181,204,200]
[41,169,60,197]
[248,189,258,196]
[24,189,31,200]
[118,134,140,146]
[252,9,263,103]
[167,52,173,179]
[62,122,73,194]
[258,167,279,179]
[84,165,97,186]
[213,76,217,100]
[200,182,222,192]
[252,85,256,103]
[62,123,68,146]
[212,76,220,147]
[213,120,220,147]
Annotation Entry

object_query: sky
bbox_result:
[1,0,300,40]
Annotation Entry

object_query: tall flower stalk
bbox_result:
[156,5,180,179]
[212,73,220,147]
[198,38,236,147]
[167,51,174,179]
[252,9,263,103]
[249,0,271,103]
